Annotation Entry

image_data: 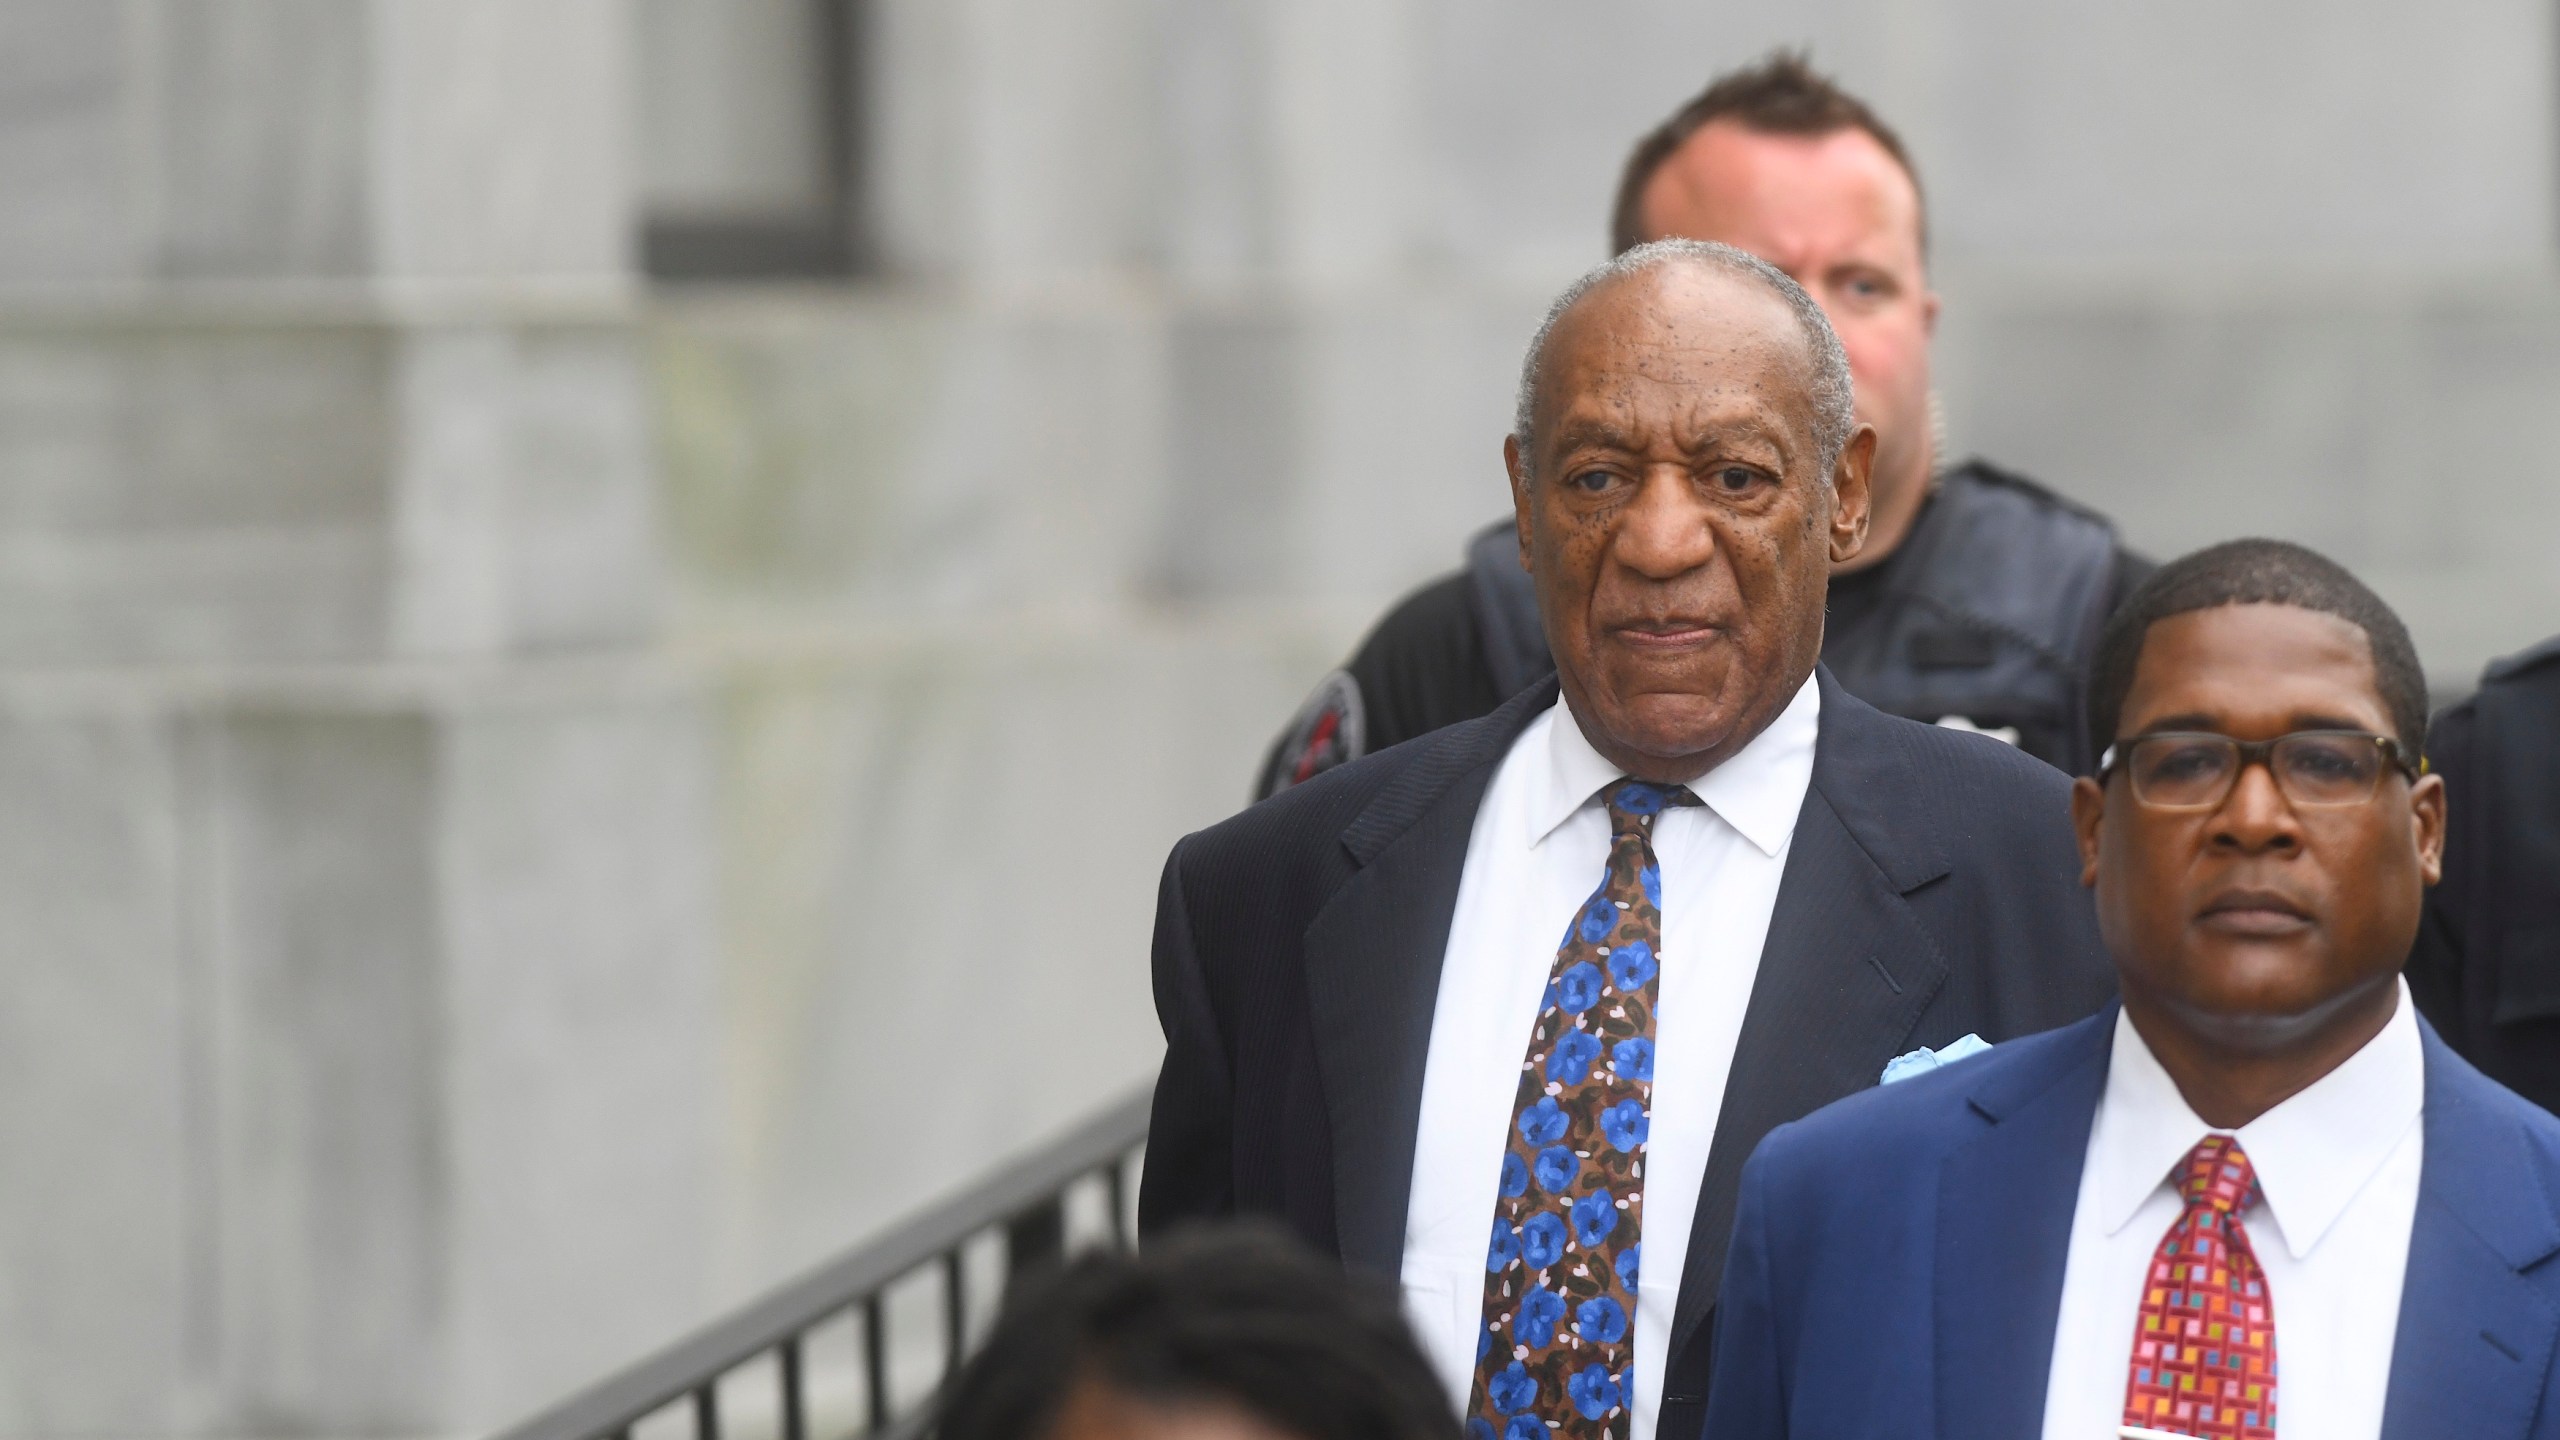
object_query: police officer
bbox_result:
[1257,53,2149,796]
[2408,632,2560,1114]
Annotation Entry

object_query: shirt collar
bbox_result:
[1527,672,1821,858]
[2091,979,2425,1261]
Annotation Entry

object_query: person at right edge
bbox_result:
[1703,541,2560,1439]
[1257,52,2150,796]
[2407,631,2560,1114]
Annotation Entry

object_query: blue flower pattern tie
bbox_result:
[1468,779,1695,1440]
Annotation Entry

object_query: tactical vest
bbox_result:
[1463,461,2129,774]
[1817,462,2128,774]
[2454,635,2560,1027]
[1465,519,1550,700]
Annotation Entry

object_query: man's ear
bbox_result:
[1830,423,1877,565]
[1505,433,1534,574]
[2070,775,2106,889]
[2410,770,2447,887]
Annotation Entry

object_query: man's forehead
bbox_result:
[2124,605,2387,728]
[1646,122,1922,252]
[1539,267,1810,400]
[1546,370,1792,443]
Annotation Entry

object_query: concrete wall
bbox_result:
[2,1,2555,1436]
[0,4,714,1434]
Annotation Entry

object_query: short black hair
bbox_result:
[1611,50,1926,257]
[2087,538,2429,765]
[927,1223,1455,1440]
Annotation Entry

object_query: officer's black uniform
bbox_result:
[2408,633,2560,1115]
[1255,460,2150,796]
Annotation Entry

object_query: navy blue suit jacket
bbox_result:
[1704,1005,2560,1439]
[1141,668,2116,1438]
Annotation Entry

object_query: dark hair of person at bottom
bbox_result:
[927,1221,1457,1440]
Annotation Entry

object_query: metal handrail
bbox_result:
[490,1086,1153,1440]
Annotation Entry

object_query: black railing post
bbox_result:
[941,1250,967,1377]
[1003,1198,1066,1295]
[863,1294,890,1432]
[1104,1162,1129,1247]
[778,1337,806,1440]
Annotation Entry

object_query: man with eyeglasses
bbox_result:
[1701,538,2560,1439]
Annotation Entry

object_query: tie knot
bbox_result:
[1604,780,1694,834]
[2175,1134,2261,1216]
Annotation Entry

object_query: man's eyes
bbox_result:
[1562,464,1773,494]
[1837,271,1895,303]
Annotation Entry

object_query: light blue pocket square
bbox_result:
[1879,1033,1991,1085]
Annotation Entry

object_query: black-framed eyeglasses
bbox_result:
[2097,730,2419,811]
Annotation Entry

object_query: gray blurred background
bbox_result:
[1,1,2554,1434]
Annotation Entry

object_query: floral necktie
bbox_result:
[1467,779,1694,1440]
[2120,1135,2277,1440]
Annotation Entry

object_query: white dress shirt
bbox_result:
[1398,677,1819,1440]
[2040,982,2426,1440]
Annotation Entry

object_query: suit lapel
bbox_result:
[1667,785,1948,1356]
[2379,1027,2560,1436]
[1301,681,1556,1276]
[1932,1014,2109,1439]
[1668,671,1956,1360]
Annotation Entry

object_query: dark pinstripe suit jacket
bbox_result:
[1137,667,2114,1438]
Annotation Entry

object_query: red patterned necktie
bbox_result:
[2120,1135,2277,1440]
[1467,779,1695,1440]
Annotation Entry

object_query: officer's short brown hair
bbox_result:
[1610,51,1927,258]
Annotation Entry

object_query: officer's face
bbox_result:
[2070,604,2445,1061]
[1506,263,1874,783]
[1637,122,1936,572]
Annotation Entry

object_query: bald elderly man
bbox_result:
[1142,241,2114,1440]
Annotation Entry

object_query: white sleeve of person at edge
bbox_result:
[1879,1033,1992,1085]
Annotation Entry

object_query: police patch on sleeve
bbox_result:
[1256,669,1367,798]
